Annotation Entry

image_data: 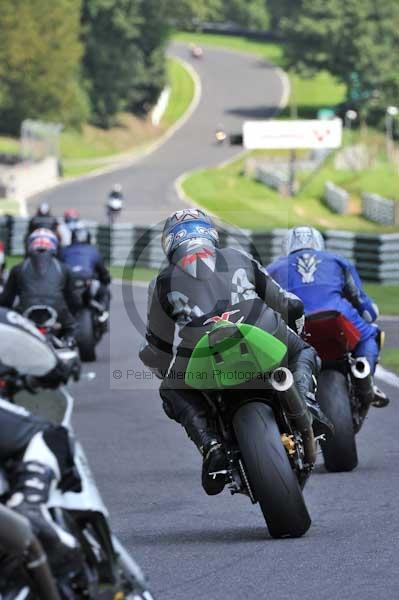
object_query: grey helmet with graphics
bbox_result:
[284,226,325,255]
[162,208,219,278]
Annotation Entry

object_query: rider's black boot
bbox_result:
[294,371,334,438]
[305,392,334,438]
[185,416,227,496]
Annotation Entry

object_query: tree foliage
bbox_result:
[280,0,399,121]
[169,0,269,30]
[266,0,297,30]
[82,0,143,127]
[167,0,223,29]
[0,0,88,135]
[82,0,170,127]
[222,0,269,29]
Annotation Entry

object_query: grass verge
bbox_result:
[162,58,195,127]
[0,57,195,179]
[364,285,399,316]
[0,199,21,216]
[380,349,399,374]
[109,266,158,282]
[173,31,346,116]
[0,137,19,155]
[61,57,195,177]
[182,154,396,232]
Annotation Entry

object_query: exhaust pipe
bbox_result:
[351,357,374,410]
[270,367,316,465]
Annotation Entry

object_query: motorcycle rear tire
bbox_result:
[317,370,358,472]
[233,402,311,538]
[76,308,96,362]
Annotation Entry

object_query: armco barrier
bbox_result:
[362,193,399,225]
[2,218,399,283]
[324,182,349,214]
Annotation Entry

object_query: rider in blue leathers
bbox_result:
[267,226,389,407]
[60,227,111,313]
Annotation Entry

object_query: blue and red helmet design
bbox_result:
[27,228,58,254]
[162,209,219,259]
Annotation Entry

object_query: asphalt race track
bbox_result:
[31,42,398,598]
[72,282,398,600]
[31,42,285,224]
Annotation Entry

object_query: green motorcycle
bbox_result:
[185,319,316,538]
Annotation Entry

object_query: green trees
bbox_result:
[168,0,223,29]
[279,0,399,121]
[0,0,88,135]
[170,0,269,30]
[128,0,169,114]
[266,0,298,30]
[0,0,171,133]
[82,0,143,127]
[222,0,269,29]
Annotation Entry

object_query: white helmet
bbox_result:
[284,226,325,255]
[111,183,122,194]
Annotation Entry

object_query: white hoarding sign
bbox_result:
[243,118,343,150]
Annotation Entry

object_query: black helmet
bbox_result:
[72,226,91,244]
[162,208,219,261]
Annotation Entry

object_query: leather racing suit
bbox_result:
[0,253,77,338]
[60,243,111,310]
[140,245,319,445]
[267,249,380,373]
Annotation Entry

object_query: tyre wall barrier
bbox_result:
[254,165,290,195]
[362,193,399,225]
[324,182,349,214]
[2,217,399,283]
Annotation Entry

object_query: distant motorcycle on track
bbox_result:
[190,43,203,59]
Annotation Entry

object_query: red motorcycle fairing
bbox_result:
[304,310,361,361]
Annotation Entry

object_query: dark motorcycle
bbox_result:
[71,269,108,362]
[185,318,317,538]
[305,310,378,472]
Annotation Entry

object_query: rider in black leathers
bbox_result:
[27,202,59,236]
[140,209,324,496]
[0,229,77,340]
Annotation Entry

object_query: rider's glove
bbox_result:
[360,301,379,323]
